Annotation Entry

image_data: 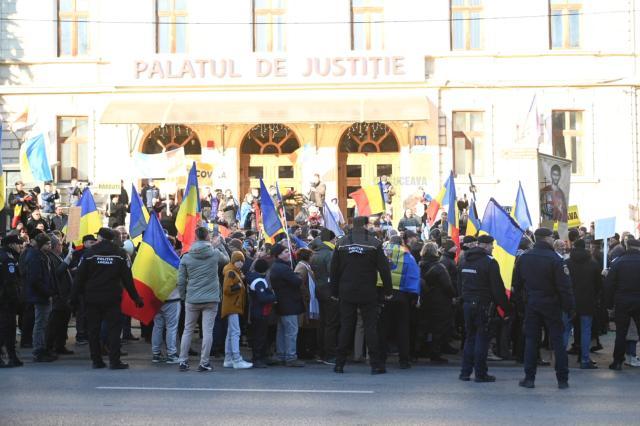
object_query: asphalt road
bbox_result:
[1,332,638,425]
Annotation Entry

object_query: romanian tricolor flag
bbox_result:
[348,181,385,216]
[121,213,180,325]
[74,188,103,247]
[511,181,533,231]
[426,171,455,226]
[380,243,421,295]
[175,162,201,253]
[480,198,524,291]
[19,134,53,183]
[466,200,481,236]
[129,184,149,246]
[259,179,285,241]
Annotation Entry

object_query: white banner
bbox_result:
[131,148,186,179]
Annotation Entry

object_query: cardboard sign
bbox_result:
[65,206,82,243]
[594,217,616,240]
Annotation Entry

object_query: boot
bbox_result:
[7,353,24,368]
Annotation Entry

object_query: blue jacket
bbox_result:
[41,191,60,213]
[247,271,277,320]
[21,246,56,305]
[269,259,305,316]
[513,241,574,312]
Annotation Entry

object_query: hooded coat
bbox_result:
[221,251,247,318]
[177,240,229,304]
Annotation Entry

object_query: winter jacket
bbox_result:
[41,190,60,213]
[51,214,68,232]
[108,202,127,228]
[458,247,510,312]
[177,240,229,304]
[22,246,56,305]
[310,242,333,301]
[398,216,421,232]
[26,217,50,234]
[47,252,73,311]
[566,247,602,315]
[247,271,276,320]
[605,251,640,308]
[420,255,455,318]
[294,260,317,326]
[270,258,305,316]
[330,227,392,303]
[221,263,246,317]
[72,240,140,305]
[0,248,20,306]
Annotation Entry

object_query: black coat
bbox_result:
[47,252,73,311]
[108,202,127,228]
[21,246,56,305]
[420,255,455,318]
[330,228,392,303]
[458,247,510,313]
[269,259,305,316]
[605,251,640,308]
[0,248,20,306]
[512,241,574,313]
[566,247,601,315]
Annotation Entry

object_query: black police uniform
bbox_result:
[330,226,392,373]
[0,247,22,366]
[605,243,640,369]
[458,244,510,380]
[72,238,142,368]
[513,236,574,386]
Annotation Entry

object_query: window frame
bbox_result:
[451,111,484,177]
[156,0,188,54]
[549,0,581,49]
[450,0,483,51]
[350,0,384,51]
[252,0,287,52]
[551,109,584,174]
[57,0,89,57]
[56,115,89,182]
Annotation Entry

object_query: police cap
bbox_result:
[534,227,553,238]
[477,235,494,244]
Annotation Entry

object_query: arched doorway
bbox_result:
[141,124,201,155]
[239,124,300,206]
[337,122,400,222]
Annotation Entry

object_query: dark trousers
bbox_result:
[0,305,17,357]
[18,303,34,346]
[336,300,381,368]
[524,305,568,382]
[461,302,490,377]
[46,308,71,351]
[251,316,269,362]
[75,298,88,340]
[318,297,339,360]
[378,294,410,364]
[613,304,640,363]
[87,303,122,365]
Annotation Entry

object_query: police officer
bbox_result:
[513,228,574,389]
[331,215,393,374]
[458,235,511,382]
[72,228,143,369]
[605,237,640,370]
[0,235,24,367]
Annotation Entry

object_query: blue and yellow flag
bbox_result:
[386,244,421,295]
[480,198,524,291]
[20,133,53,182]
[129,184,150,246]
[511,181,532,231]
[259,179,284,239]
[466,200,481,236]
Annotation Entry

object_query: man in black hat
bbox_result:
[72,228,143,369]
[606,237,640,370]
[0,235,25,367]
[458,235,511,382]
[513,227,574,389]
[331,215,393,374]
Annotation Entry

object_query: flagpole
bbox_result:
[275,181,294,268]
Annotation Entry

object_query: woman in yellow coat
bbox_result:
[222,251,252,369]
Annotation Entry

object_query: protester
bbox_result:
[247,258,277,368]
[45,234,75,356]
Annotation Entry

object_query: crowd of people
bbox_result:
[1,176,639,391]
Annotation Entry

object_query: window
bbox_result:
[57,116,88,181]
[552,110,583,174]
[156,0,187,53]
[253,0,286,52]
[339,122,398,153]
[351,0,384,50]
[450,0,482,50]
[241,124,299,154]
[550,0,581,49]
[452,111,485,176]
[142,125,200,155]
[57,0,89,56]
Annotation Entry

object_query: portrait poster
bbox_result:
[538,153,572,238]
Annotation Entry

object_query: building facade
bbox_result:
[1,0,639,231]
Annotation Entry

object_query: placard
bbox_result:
[65,206,82,243]
[594,217,616,240]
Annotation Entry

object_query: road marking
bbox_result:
[97,386,374,394]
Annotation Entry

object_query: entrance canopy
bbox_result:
[100,89,431,125]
